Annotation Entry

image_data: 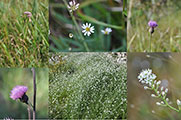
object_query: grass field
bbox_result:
[49,53,127,119]
[128,0,181,52]
[49,0,127,52]
[0,0,49,67]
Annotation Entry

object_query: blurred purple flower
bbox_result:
[148,20,158,28]
[10,85,28,100]
[148,20,158,34]
[24,11,32,18]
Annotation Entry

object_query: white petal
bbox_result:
[82,30,86,33]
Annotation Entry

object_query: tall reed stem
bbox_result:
[31,68,36,120]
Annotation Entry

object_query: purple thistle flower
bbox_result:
[148,20,158,28]
[24,11,32,18]
[10,85,29,104]
[148,20,158,34]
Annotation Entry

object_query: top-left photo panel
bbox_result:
[0,0,49,67]
[49,0,126,52]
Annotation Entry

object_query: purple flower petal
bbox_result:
[148,20,158,28]
[10,85,28,100]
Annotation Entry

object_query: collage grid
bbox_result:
[0,0,181,119]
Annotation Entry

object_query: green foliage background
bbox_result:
[0,68,48,119]
[49,53,127,119]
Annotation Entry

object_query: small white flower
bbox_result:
[166,98,169,102]
[165,88,168,93]
[161,101,164,104]
[101,28,112,35]
[161,91,165,96]
[151,94,156,97]
[82,23,95,36]
[161,86,164,91]
[69,33,73,38]
[156,102,161,106]
[144,86,149,90]
[67,0,79,12]
[177,99,181,106]
[156,81,161,85]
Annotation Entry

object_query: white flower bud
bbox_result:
[161,101,164,104]
[156,102,161,106]
[151,94,156,97]
[177,99,181,106]
[162,91,165,96]
[161,87,164,91]
[144,86,149,90]
[157,81,161,85]
[165,88,168,93]
[166,98,169,102]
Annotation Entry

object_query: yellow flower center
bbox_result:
[86,27,90,32]
[105,31,108,35]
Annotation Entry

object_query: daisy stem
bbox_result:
[63,0,90,52]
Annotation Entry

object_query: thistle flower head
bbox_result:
[10,85,29,104]
[24,11,32,18]
[148,20,158,28]
[82,23,95,36]
[67,0,79,12]
[101,28,112,35]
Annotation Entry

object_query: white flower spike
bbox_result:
[101,28,112,35]
[67,0,79,12]
[82,23,95,36]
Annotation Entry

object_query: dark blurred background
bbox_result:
[128,53,181,120]
[0,68,48,119]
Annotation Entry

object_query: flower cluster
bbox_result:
[138,69,180,112]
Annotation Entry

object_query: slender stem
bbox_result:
[31,68,36,120]
[149,33,152,52]
[63,0,90,51]
[27,105,31,120]
[153,88,179,112]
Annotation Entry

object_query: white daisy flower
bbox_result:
[69,33,73,38]
[101,28,112,35]
[67,0,79,12]
[82,23,95,36]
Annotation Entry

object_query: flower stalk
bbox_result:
[63,0,90,51]
[138,69,180,113]
[31,68,36,120]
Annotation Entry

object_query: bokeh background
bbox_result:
[49,0,126,52]
[128,53,181,120]
[0,68,48,119]
[127,0,181,52]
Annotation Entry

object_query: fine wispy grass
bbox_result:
[0,0,49,67]
[128,0,181,52]
[49,0,127,52]
[49,53,127,119]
